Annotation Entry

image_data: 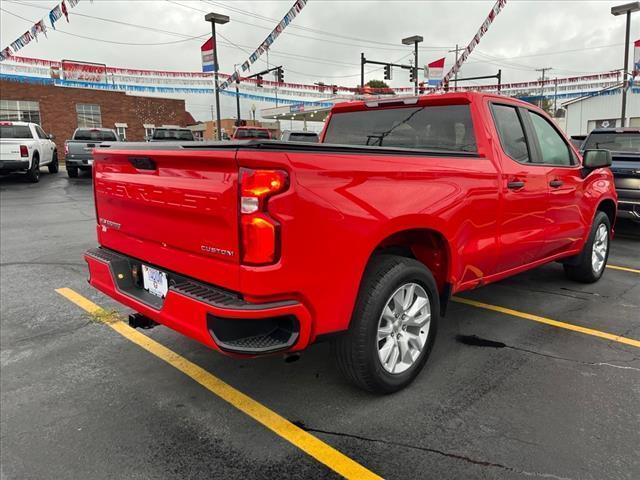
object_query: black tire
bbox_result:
[67,166,79,178]
[333,255,439,393]
[25,155,40,183]
[48,151,59,173]
[563,211,611,283]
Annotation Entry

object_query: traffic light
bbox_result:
[409,67,416,83]
[383,64,392,81]
[332,85,338,95]
[418,82,425,94]
[275,67,284,83]
[256,75,263,88]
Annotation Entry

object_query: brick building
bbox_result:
[0,80,195,152]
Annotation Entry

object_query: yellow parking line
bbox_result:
[56,287,382,480]
[607,264,640,274]
[452,296,640,349]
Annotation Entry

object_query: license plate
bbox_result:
[142,265,168,298]
[87,159,93,165]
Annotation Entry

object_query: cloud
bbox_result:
[1,0,637,122]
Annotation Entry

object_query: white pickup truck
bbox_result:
[0,121,59,183]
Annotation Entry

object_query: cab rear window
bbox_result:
[0,125,33,139]
[323,104,477,152]
[74,129,117,141]
[236,129,270,139]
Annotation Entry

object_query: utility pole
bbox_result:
[611,2,639,127]
[553,78,558,115]
[448,44,463,90]
[234,64,241,127]
[535,67,552,109]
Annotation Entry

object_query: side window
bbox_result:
[491,104,529,163]
[528,112,572,166]
[35,125,48,139]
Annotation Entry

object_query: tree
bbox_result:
[366,79,390,89]
[364,79,394,95]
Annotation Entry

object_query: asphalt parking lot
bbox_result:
[1,171,639,480]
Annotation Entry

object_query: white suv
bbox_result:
[0,121,58,182]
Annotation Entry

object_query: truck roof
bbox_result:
[329,91,526,113]
[588,128,640,134]
[0,121,35,127]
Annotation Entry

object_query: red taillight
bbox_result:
[64,143,69,155]
[239,168,288,265]
[20,145,28,157]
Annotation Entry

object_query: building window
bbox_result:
[143,123,155,140]
[76,104,102,128]
[115,123,128,141]
[0,100,41,124]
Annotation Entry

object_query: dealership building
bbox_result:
[0,79,195,152]
[562,87,640,136]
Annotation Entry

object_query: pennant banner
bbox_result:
[0,55,626,97]
[218,0,308,91]
[0,0,81,60]
[442,0,508,85]
[634,39,640,77]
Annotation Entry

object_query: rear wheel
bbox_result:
[25,155,40,183]
[564,211,611,283]
[333,255,439,393]
[67,166,79,178]
[48,151,59,173]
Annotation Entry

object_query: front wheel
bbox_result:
[333,255,439,393]
[564,211,611,283]
[67,166,79,178]
[48,151,59,173]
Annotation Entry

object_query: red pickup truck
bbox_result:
[85,92,616,393]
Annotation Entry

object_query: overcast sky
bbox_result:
[1,0,638,125]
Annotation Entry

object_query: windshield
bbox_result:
[74,129,117,141]
[289,133,318,143]
[152,129,194,141]
[0,125,33,139]
[583,132,640,153]
[235,129,270,139]
[323,104,477,152]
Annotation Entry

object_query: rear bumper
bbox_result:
[84,247,313,355]
[0,160,30,172]
[65,157,93,168]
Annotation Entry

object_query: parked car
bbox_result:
[570,134,586,150]
[85,92,616,393]
[581,127,639,221]
[65,128,118,178]
[280,130,319,143]
[232,127,271,140]
[0,121,58,182]
[149,127,194,142]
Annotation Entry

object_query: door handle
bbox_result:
[549,179,563,188]
[507,180,525,189]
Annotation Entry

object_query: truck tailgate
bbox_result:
[0,140,26,161]
[93,147,241,290]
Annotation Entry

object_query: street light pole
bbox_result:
[402,35,423,96]
[205,12,230,140]
[611,2,639,127]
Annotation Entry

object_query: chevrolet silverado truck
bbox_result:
[0,121,58,182]
[65,128,118,178]
[85,92,616,393]
[581,127,639,221]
